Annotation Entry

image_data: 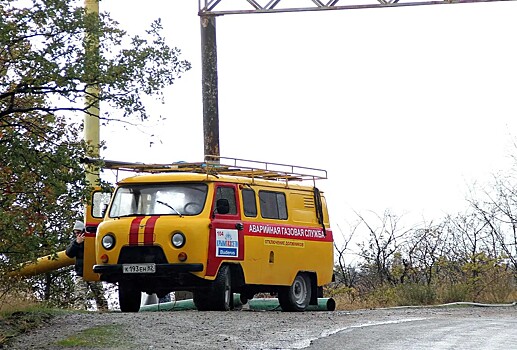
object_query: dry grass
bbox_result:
[0,287,54,346]
[0,289,40,314]
[330,282,517,311]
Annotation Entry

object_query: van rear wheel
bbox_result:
[118,281,141,312]
[278,273,311,312]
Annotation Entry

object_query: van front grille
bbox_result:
[117,246,168,264]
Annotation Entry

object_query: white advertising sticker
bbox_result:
[215,228,239,257]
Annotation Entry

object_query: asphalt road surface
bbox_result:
[309,309,517,350]
[6,304,517,349]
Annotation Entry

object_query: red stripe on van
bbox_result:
[144,216,159,245]
[129,217,145,245]
[244,222,333,242]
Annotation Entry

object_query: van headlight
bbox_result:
[171,232,185,248]
[101,234,116,250]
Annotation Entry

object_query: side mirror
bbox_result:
[85,225,97,234]
[215,198,230,215]
[92,191,112,219]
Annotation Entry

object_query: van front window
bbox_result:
[109,183,208,217]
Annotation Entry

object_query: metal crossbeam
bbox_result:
[199,0,516,15]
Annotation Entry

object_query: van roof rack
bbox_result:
[85,155,327,182]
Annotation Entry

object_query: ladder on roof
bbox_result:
[85,155,327,182]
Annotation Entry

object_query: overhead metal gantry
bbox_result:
[199,0,514,15]
[198,0,515,159]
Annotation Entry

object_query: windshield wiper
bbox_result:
[157,200,183,218]
[113,213,144,218]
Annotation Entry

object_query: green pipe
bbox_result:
[139,295,335,312]
[139,298,197,312]
[308,297,336,311]
[248,297,336,311]
[139,294,243,312]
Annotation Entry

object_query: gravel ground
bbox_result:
[5,305,517,349]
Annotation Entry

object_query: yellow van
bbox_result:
[92,156,334,312]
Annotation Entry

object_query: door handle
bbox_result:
[235,223,244,230]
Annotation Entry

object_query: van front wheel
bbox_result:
[213,265,232,310]
[118,281,141,313]
[194,265,233,311]
[278,273,311,312]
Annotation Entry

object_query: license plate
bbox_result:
[123,263,156,274]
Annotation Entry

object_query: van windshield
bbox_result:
[109,183,208,218]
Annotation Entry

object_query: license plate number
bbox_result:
[123,263,156,274]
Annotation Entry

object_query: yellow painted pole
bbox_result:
[10,251,74,277]
[84,0,100,186]
[82,0,102,282]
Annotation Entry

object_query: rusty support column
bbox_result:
[200,15,220,159]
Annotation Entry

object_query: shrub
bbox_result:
[395,283,436,306]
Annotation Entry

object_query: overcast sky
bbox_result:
[99,0,517,242]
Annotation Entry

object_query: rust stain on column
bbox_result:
[201,15,220,158]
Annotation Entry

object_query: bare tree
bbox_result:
[403,220,448,286]
[357,210,410,286]
[333,222,359,288]
[469,178,517,271]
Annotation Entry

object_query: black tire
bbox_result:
[278,273,311,312]
[193,290,211,311]
[118,281,141,313]
[194,265,233,311]
[239,292,254,305]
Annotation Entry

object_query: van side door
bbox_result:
[206,183,244,277]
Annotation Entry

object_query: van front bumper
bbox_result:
[93,263,203,275]
[93,263,206,287]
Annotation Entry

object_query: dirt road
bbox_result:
[5,305,517,349]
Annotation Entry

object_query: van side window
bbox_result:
[215,186,237,214]
[259,191,287,220]
[242,189,257,217]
